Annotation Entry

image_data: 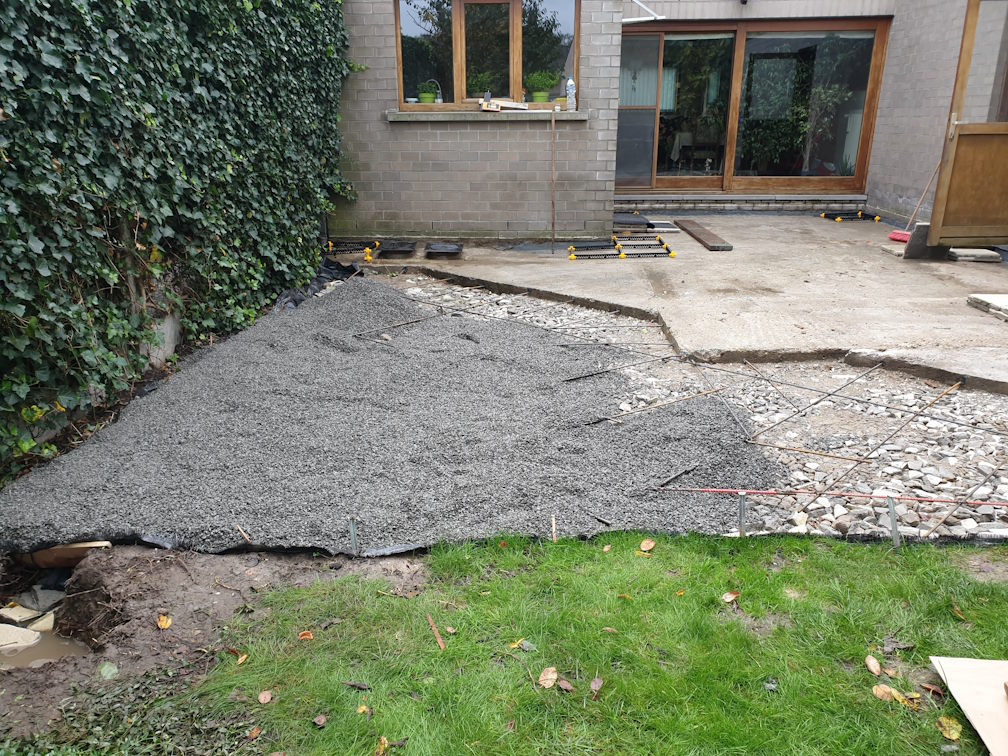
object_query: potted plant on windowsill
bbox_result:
[417,82,438,104]
[525,71,559,103]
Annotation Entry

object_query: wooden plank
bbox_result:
[675,219,732,251]
[721,25,746,192]
[853,17,890,192]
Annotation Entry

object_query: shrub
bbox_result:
[525,70,560,92]
[0,0,352,483]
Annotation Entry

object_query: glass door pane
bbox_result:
[465,3,511,99]
[656,33,734,177]
[616,35,660,187]
[735,31,875,177]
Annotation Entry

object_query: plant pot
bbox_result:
[418,93,436,104]
[531,91,549,103]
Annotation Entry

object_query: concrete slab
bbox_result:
[968,293,1008,322]
[949,248,1003,262]
[880,243,905,258]
[371,213,1008,392]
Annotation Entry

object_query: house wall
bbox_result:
[330,0,623,238]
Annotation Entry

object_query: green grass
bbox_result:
[17,536,1008,754]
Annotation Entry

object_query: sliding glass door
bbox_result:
[615,19,890,193]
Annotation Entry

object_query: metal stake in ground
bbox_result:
[887,496,901,549]
[738,492,747,537]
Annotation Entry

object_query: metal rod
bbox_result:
[749,363,883,440]
[349,517,359,557]
[887,496,901,548]
[353,313,440,338]
[657,486,1007,509]
[584,387,725,426]
[747,440,869,464]
[687,359,751,439]
[738,493,747,537]
[923,464,1004,537]
[658,463,697,488]
[743,359,801,410]
[562,355,681,383]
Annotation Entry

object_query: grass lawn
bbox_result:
[16,535,1008,754]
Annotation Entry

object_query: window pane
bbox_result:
[736,31,875,177]
[657,33,734,177]
[619,35,660,106]
[521,0,576,102]
[399,0,454,102]
[615,109,656,186]
[465,3,510,98]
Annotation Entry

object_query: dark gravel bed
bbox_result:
[0,277,781,554]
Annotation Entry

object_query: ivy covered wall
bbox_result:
[0,0,352,481]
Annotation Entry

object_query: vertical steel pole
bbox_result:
[887,496,901,549]
[738,492,747,537]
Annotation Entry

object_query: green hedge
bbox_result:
[0,0,352,481]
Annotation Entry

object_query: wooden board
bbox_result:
[674,219,732,251]
[931,656,1008,756]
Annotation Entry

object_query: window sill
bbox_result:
[386,109,589,123]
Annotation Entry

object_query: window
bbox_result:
[395,0,579,108]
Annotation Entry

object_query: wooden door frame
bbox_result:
[617,16,892,193]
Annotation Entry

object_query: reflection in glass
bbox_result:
[656,33,734,177]
[465,3,510,98]
[616,110,656,186]
[521,0,576,102]
[619,35,660,106]
[736,31,875,177]
[399,0,454,102]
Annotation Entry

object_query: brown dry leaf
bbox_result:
[634,550,652,559]
[617,593,632,601]
[445,626,456,635]
[298,630,314,641]
[883,667,897,677]
[951,601,967,621]
[590,676,603,700]
[313,714,327,728]
[498,540,507,549]
[921,683,945,697]
[639,538,656,552]
[872,684,894,702]
[557,678,574,693]
[865,655,881,676]
[156,614,172,630]
[675,590,685,597]
[258,690,273,705]
[357,704,372,715]
[538,667,558,689]
[891,688,918,711]
[505,719,515,732]
[602,544,612,553]
[721,591,740,604]
[376,735,389,755]
[248,726,262,741]
[937,716,962,742]
[237,653,249,665]
[602,627,617,634]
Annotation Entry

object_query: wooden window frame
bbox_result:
[617,17,891,194]
[394,0,580,111]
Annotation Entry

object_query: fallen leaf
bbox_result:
[258,690,272,705]
[249,726,262,741]
[635,550,652,558]
[357,704,371,715]
[883,667,897,677]
[617,593,632,601]
[508,638,524,649]
[602,544,612,553]
[498,540,507,549]
[97,661,118,680]
[557,678,574,692]
[237,653,249,665]
[639,538,656,552]
[590,676,603,700]
[721,591,740,604]
[882,635,914,655]
[951,601,966,621]
[891,688,918,710]
[298,630,314,641]
[156,614,172,630]
[937,716,962,742]
[538,667,558,689]
[873,684,894,702]
[445,626,456,635]
[343,681,371,691]
[480,590,491,596]
[675,590,685,597]
[602,627,617,634]
[866,655,882,676]
[313,714,326,728]
[376,735,389,755]
[921,683,945,697]
[505,719,515,732]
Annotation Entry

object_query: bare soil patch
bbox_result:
[0,546,426,739]
[956,551,1008,583]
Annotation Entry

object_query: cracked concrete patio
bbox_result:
[371,213,1008,392]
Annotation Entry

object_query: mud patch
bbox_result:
[956,551,1008,584]
[722,604,794,637]
[0,546,426,739]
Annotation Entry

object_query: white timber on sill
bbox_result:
[614,193,869,202]
[386,109,590,123]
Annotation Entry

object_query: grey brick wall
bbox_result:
[330,0,622,238]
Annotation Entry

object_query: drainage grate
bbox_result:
[325,239,376,255]
[378,241,417,259]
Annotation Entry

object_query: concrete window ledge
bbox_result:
[386,109,589,123]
